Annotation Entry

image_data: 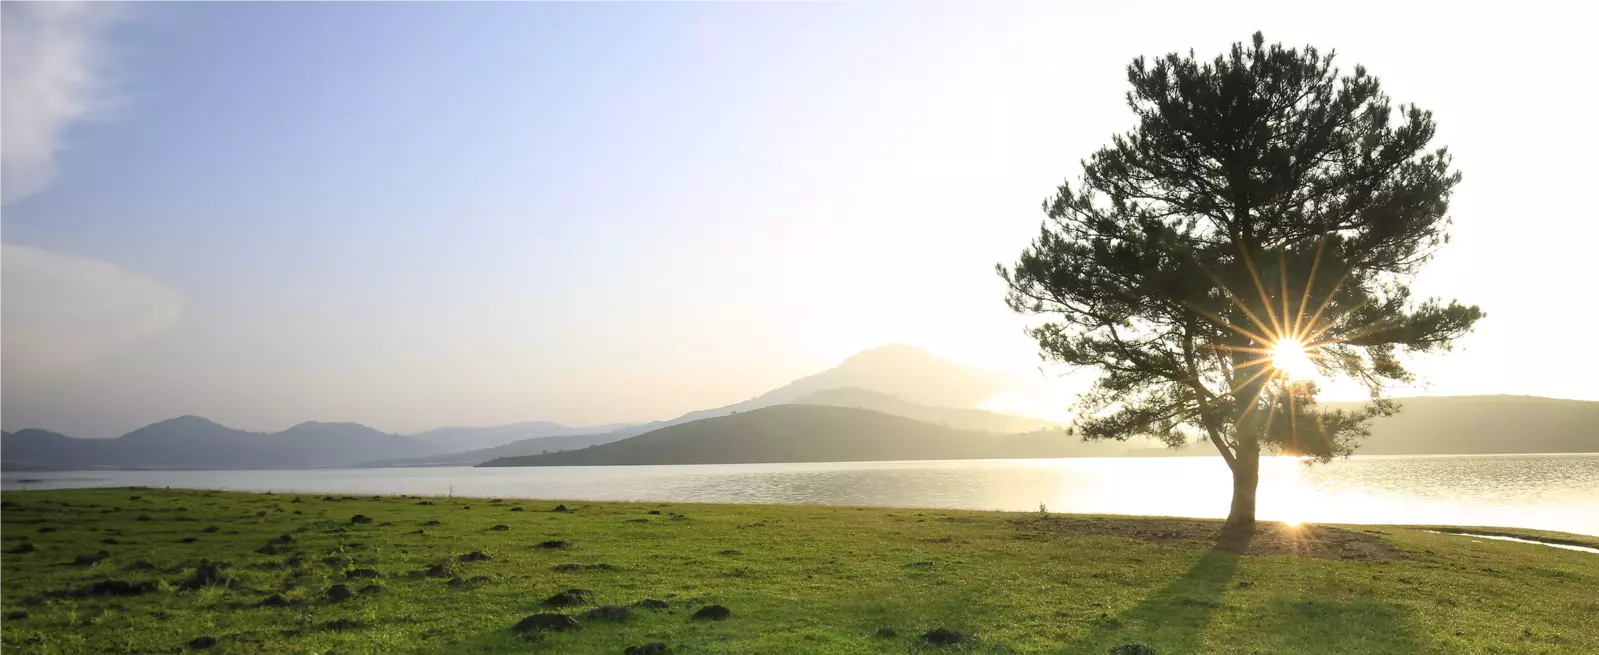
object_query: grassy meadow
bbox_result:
[1,487,1595,654]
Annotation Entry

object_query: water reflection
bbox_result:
[4,454,1595,536]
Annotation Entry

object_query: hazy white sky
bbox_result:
[4,2,1596,436]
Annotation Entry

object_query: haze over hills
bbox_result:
[479,405,1113,467]
[1326,395,1599,455]
[0,416,445,471]
[363,387,1064,468]
[4,344,1595,472]
[411,421,631,453]
[795,387,1059,433]
[478,394,1599,469]
[358,431,638,468]
[616,344,1022,434]
[360,346,1043,467]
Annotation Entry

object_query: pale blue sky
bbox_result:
[4,2,1596,435]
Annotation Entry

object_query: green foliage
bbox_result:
[3,488,1596,653]
[1000,33,1483,466]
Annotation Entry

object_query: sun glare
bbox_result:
[1269,338,1318,381]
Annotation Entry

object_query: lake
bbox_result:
[4,453,1596,536]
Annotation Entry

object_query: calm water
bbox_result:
[4,454,1596,536]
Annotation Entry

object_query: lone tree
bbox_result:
[1000,33,1482,548]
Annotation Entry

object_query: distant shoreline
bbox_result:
[7,450,1599,474]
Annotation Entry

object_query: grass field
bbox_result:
[2,487,1595,654]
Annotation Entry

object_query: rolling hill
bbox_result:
[358,430,634,468]
[479,394,1599,468]
[365,345,1034,467]
[363,391,1062,467]
[795,387,1058,433]
[478,404,1130,467]
[1327,395,1598,455]
[0,416,445,471]
[410,421,632,453]
[577,344,1022,439]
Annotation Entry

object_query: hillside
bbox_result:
[556,344,1023,442]
[370,386,1061,467]
[795,387,1058,433]
[410,421,631,453]
[660,344,1019,424]
[361,431,631,468]
[1094,395,1599,458]
[479,404,1131,467]
[368,345,1031,467]
[480,395,1599,468]
[1329,395,1599,455]
[0,417,444,471]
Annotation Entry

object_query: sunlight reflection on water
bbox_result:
[4,454,1596,536]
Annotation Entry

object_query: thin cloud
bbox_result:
[1,243,184,378]
[1,5,182,392]
[2,2,126,203]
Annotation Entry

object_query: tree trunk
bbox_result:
[1218,442,1260,552]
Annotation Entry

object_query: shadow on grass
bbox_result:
[1066,543,1433,654]
[1065,547,1242,654]
[1239,594,1432,654]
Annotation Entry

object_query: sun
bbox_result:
[1269,338,1318,380]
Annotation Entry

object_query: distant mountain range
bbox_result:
[4,343,1596,471]
[1325,395,1599,455]
[562,343,1022,440]
[479,405,1105,467]
[411,421,632,454]
[1,416,445,470]
[2,344,1026,471]
[796,387,1058,433]
[362,385,1064,467]
[479,394,1599,468]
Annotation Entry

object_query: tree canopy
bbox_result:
[1000,33,1483,478]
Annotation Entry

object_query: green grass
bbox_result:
[2,488,1595,654]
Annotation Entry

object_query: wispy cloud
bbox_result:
[2,5,181,382]
[2,244,185,377]
[2,2,126,203]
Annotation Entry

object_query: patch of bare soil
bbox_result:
[1012,516,1403,561]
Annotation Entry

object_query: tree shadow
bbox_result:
[1238,595,1432,654]
[1065,546,1243,654]
[1064,533,1434,655]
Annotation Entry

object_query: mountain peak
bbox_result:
[3,428,72,440]
[838,343,939,367]
[118,414,255,445]
[135,415,231,431]
[279,421,388,435]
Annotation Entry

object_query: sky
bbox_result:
[3,1,1596,437]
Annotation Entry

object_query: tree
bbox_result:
[999,33,1482,548]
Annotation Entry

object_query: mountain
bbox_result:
[795,387,1058,433]
[111,415,288,468]
[480,394,1599,468]
[367,344,1027,467]
[666,344,1019,423]
[360,430,630,467]
[410,421,631,453]
[1,429,105,470]
[271,421,441,467]
[368,387,1059,468]
[1081,395,1598,458]
[0,417,445,471]
[479,404,1136,467]
[552,344,1019,438]
[1326,395,1599,455]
